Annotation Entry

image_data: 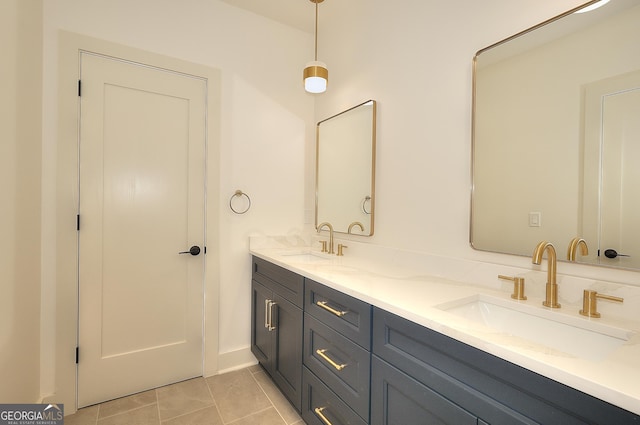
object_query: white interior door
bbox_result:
[600,85,640,268]
[78,52,206,407]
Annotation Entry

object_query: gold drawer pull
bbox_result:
[264,299,271,329]
[267,301,277,331]
[314,407,333,425]
[317,300,348,317]
[316,349,346,371]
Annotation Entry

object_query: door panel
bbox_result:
[78,52,206,407]
[601,86,640,268]
[582,71,640,268]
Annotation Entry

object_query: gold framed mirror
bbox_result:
[316,100,377,235]
[471,0,640,269]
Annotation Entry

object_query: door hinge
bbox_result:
[78,80,82,97]
[75,346,79,364]
[77,214,80,231]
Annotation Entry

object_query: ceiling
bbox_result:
[219,0,316,33]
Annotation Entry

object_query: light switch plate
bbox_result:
[529,212,541,227]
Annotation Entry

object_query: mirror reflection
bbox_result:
[472,0,640,269]
[316,100,376,235]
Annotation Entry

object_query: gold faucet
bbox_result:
[532,241,561,308]
[567,237,588,261]
[317,222,335,254]
[347,221,364,234]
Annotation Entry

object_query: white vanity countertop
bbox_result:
[250,244,640,416]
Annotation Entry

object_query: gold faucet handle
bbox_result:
[319,240,328,253]
[498,275,527,300]
[579,290,623,318]
[337,244,348,256]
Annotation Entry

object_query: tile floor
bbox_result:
[65,365,304,425]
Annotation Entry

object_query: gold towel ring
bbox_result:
[362,196,372,214]
[230,190,251,214]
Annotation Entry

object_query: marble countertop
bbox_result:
[250,241,640,416]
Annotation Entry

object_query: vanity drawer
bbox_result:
[304,314,370,421]
[371,355,477,425]
[302,367,367,425]
[253,256,304,307]
[305,278,372,349]
[372,307,639,424]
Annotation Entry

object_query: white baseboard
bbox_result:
[208,347,257,376]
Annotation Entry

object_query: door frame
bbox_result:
[55,31,221,414]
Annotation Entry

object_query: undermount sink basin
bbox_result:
[280,251,329,262]
[437,294,633,361]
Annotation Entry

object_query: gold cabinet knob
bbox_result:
[498,275,527,300]
[579,290,623,318]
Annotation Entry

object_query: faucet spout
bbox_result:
[347,221,364,234]
[317,222,335,254]
[532,241,560,308]
[567,237,588,261]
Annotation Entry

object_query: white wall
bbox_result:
[0,0,42,403]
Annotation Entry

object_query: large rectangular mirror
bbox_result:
[316,100,376,235]
[472,0,640,269]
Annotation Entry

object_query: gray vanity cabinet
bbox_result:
[251,257,304,411]
[372,307,640,425]
[302,278,372,425]
[250,258,639,424]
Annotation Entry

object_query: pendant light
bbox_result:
[303,0,328,93]
[575,0,610,13]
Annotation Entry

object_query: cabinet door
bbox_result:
[251,279,272,368]
[271,293,303,411]
[371,356,477,425]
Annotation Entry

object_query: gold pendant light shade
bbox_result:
[304,61,328,93]
[304,0,328,93]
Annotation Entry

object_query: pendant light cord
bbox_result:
[314,1,319,61]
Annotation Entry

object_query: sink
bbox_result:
[437,294,633,361]
[280,251,329,262]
